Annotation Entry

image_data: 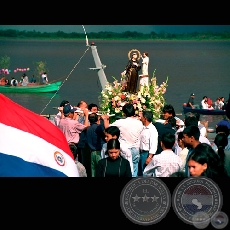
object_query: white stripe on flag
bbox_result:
[182,194,213,205]
[0,123,79,177]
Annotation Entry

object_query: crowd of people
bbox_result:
[186,93,228,111]
[53,95,230,178]
[0,72,48,86]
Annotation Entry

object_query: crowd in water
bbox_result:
[0,72,48,86]
[51,95,230,178]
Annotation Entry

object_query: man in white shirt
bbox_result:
[143,132,182,177]
[138,111,158,176]
[109,103,144,177]
[219,97,225,109]
[10,77,18,86]
[41,72,48,84]
[201,96,208,109]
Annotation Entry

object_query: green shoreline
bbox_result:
[1,37,230,42]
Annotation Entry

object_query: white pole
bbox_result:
[82,25,108,91]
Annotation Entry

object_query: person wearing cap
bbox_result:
[58,104,89,155]
[186,93,198,109]
[54,100,70,126]
[121,52,141,94]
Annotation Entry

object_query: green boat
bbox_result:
[0,80,62,93]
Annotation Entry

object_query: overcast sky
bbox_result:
[0,25,230,34]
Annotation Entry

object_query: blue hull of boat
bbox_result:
[183,106,226,115]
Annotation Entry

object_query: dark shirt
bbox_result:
[187,97,194,107]
[216,120,230,129]
[153,122,176,155]
[86,123,104,151]
[77,115,87,148]
[99,118,106,145]
[185,148,194,177]
[96,156,132,177]
[222,103,227,111]
[78,117,106,149]
[77,129,87,148]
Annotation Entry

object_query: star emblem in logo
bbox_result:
[142,194,150,202]
[151,195,159,202]
[120,177,171,225]
[132,194,140,202]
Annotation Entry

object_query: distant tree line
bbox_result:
[0,29,230,40]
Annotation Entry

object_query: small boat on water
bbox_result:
[183,106,226,115]
[0,80,62,93]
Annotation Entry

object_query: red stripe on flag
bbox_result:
[0,93,73,159]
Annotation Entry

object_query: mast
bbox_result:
[88,42,108,91]
[82,25,108,91]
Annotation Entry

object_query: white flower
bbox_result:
[99,71,168,121]
[114,96,120,101]
[141,98,146,103]
[137,91,142,98]
[115,108,120,113]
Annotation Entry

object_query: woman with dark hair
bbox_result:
[212,125,230,152]
[109,103,144,177]
[96,139,132,177]
[214,133,230,176]
[187,143,228,177]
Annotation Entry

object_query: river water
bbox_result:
[1,39,230,128]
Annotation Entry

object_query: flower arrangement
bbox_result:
[98,69,168,123]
